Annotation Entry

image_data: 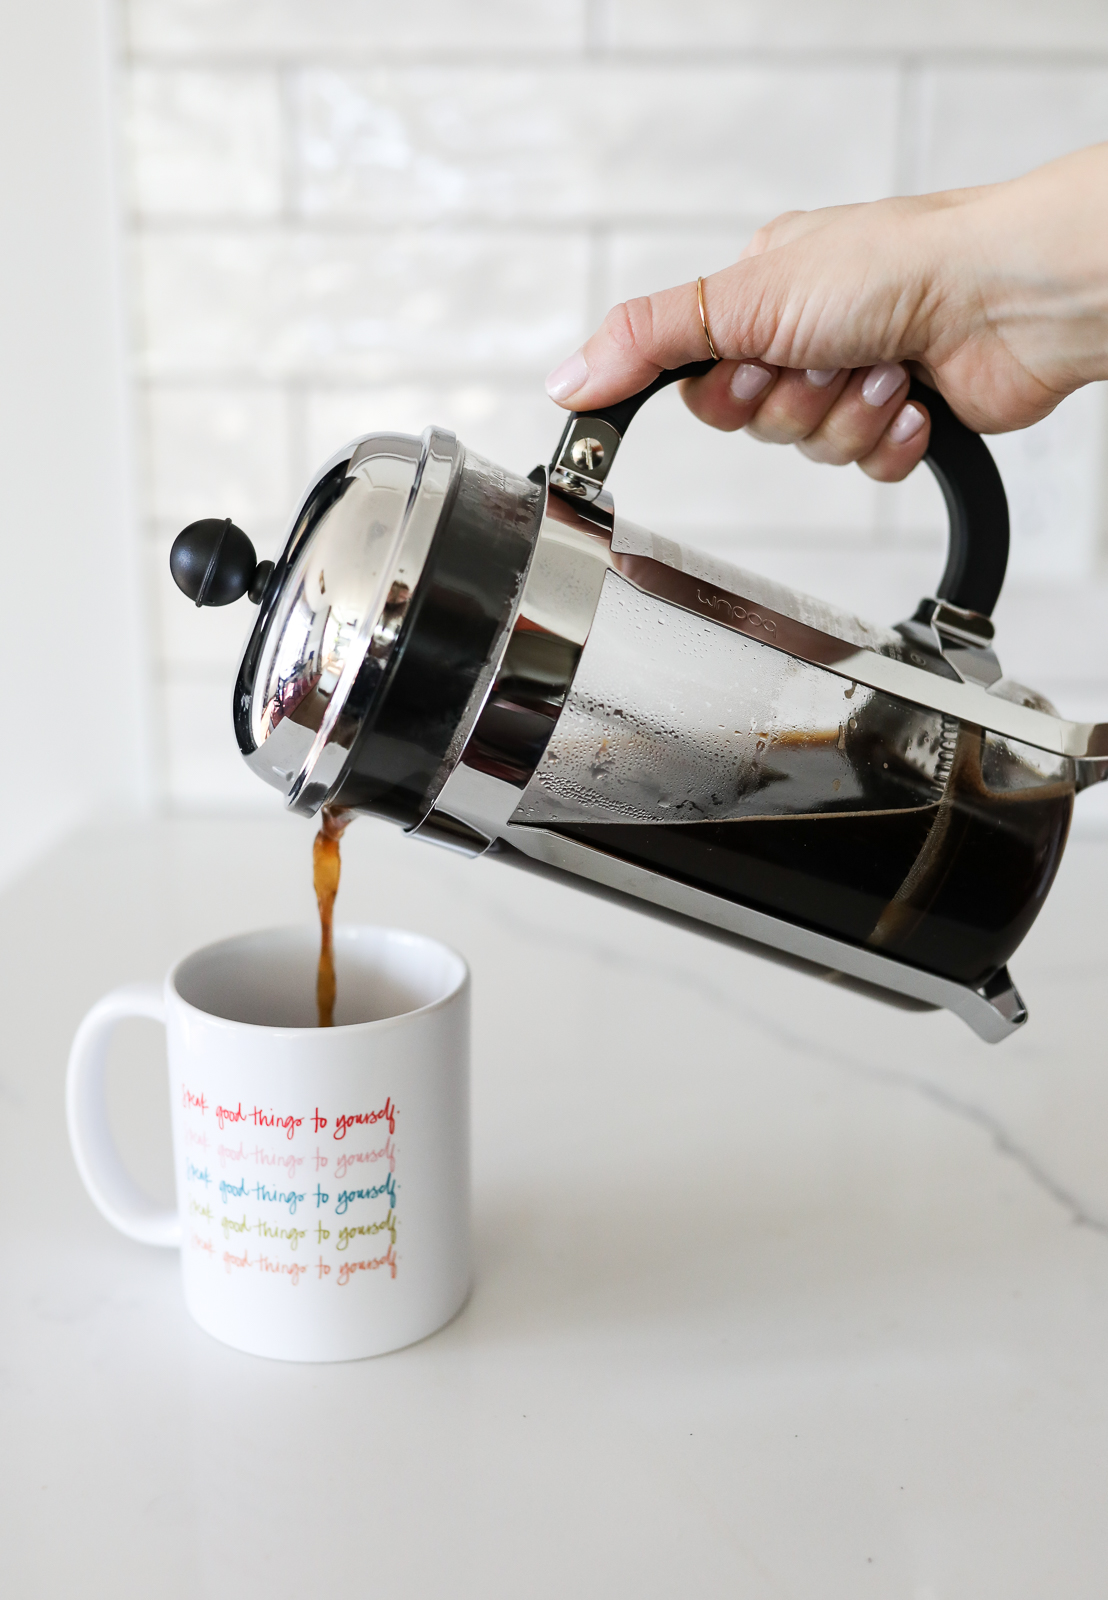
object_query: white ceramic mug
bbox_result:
[67,925,470,1362]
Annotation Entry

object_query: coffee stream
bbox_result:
[313,806,353,1027]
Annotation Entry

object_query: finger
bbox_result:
[856,400,931,482]
[678,360,780,432]
[681,362,848,440]
[743,366,851,443]
[797,362,910,465]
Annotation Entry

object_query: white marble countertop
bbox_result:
[4,811,1108,1597]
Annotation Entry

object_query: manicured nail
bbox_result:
[545,350,588,401]
[861,361,908,408]
[805,368,839,388]
[730,363,773,402]
[887,401,926,444]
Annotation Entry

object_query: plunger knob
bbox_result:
[170,517,274,607]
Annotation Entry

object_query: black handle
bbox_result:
[552,364,1010,618]
[907,376,1009,616]
[583,357,717,436]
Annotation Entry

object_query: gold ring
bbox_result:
[697,276,720,361]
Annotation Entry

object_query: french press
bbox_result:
[170,362,1106,1041]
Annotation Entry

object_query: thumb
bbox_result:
[544,278,732,410]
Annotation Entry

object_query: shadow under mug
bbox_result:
[66,925,471,1362]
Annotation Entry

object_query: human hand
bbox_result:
[545,144,1108,483]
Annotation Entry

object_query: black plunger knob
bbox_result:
[170,517,274,607]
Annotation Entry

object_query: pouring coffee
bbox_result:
[169,364,1108,1042]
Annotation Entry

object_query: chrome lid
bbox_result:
[236,426,462,814]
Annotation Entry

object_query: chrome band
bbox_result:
[242,436,419,800]
[415,488,615,842]
[828,650,1108,763]
[239,427,462,814]
[288,428,461,815]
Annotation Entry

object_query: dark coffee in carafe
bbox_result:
[560,727,1074,988]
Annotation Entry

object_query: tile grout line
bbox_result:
[892,54,927,197]
[122,49,1108,72]
[128,216,782,234]
[276,62,298,228]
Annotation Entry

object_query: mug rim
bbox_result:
[167,922,469,1035]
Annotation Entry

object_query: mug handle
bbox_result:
[66,984,181,1248]
[550,362,1011,618]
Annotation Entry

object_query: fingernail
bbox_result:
[805,368,839,388]
[887,401,926,444]
[861,361,908,408]
[730,363,773,402]
[545,350,588,401]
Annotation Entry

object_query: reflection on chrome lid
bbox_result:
[239,428,462,813]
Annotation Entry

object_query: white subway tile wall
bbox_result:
[599,2,1108,53]
[120,0,1108,813]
